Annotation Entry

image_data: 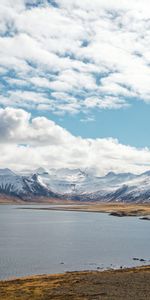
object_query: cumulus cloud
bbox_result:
[0,107,73,145]
[0,107,150,174]
[0,1,150,174]
[0,0,149,114]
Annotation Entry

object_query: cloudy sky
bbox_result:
[0,0,150,174]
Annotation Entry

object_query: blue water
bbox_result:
[0,205,150,279]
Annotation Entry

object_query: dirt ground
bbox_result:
[0,266,150,300]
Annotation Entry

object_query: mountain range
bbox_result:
[0,167,150,203]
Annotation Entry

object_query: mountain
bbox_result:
[0,167,150,202]
[0,168,58,201]
[0,168,16,176]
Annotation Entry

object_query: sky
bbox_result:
[0,0,150,174]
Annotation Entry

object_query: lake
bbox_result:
[0,205,150,280]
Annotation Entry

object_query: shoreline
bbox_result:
[19,202,150,218]
[0,265,150,299]
[1,200,150,218]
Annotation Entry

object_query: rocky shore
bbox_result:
[0,266,150,300]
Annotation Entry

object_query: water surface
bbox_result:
[0,205,150,279]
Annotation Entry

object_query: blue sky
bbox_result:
[0,0,150,173]
[34,100,150,148]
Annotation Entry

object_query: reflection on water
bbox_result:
[0,205,150,279]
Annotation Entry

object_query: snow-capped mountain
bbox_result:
[30,168,150,202]
[0,168,58,200]
[1,167,150,202]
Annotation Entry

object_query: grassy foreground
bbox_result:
[0,266,150,300]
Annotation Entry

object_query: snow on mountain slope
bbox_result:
[36,169,135,194]
[36,168,150,202]
[0,167,150,202]
[37,168,90,194]
[0,169,58,200]
[0,168,16,176]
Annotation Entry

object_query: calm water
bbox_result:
[0,205,150,280]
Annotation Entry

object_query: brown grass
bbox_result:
[0,266,150,299]
[1,196,150,218]
[30,202,150,217]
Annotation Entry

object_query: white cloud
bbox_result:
[0,107,150,174]
[0,90,51,111]
[0,1,150,174]
[80,116,95,123]
[0,107,73,145]
[84,96,129,109]
[0,0,149,114]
